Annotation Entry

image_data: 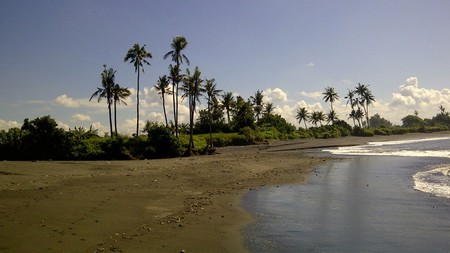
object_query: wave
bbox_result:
[413,165,450,199]
[323,137,450,158]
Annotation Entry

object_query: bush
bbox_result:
[353,126,375,137]
[144,122,181,158]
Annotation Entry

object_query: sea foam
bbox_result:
[413,165,450,198]
[324,137,450,158]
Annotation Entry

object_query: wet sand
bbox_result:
[0,132,448,253]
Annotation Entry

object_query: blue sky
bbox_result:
[1,0,450,134]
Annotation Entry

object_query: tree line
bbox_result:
[1,35,450,160]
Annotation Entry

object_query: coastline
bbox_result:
[0,132,448,252]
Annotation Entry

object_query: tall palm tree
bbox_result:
[250,90,264,122]
[168,64,183,136]
[221,92,235,124]
[204,78,222,148]
[154,75,172,127]
[164,36,190,137]
[124,43,152,136]
[264,103,275,116]
[310,111,324,127]
[180,66,205,154]
[322,86,339,111]
[90,65,115,138]
[439,105,446,115]
[345,89,357,109]
[111,83,131,137]
[349,108,364,127]
[355,83,375,128]
[296,107,309,129]
[326,110,338,125]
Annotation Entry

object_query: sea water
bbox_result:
[244,137,450,253]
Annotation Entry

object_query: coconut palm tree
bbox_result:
[439,105,446,115]
[111,83,131,137]
[355,83,375,128]
[124,43,152,136]
[204,78,222,147]
[322,86,339,111]
[310,111,324,127]
[180,66,205,154]
[221,92,235,124]
[250,90,264,122]
[90,65,115,138]
[345,89,357,110]
[326,110,338,125]
[154,75,172,127]
[349,108,364,127]
[164,36,190,137]
[264,103,275,116]
[296,107,309,129]
[168,64,183,136]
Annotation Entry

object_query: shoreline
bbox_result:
[0,132,449,252]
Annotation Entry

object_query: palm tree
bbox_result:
[355,83,375,128]
[264,103,275,116]
[90,65,115,138]
[439,105,446,115]
[164,36,190,137]
[204,78,222,148]
[250,90,264,122]
[349,108,364,127]
[154,75,172,127]
[310,111,325,127]
[168,64,183,136]
[111,83,131,137]
[326,110,338,125]
[296,107,309,129]
[345,89,357,109]
[322,86,339,111]
[221,92,235,124]
[180,66,205,154]
[124,43,152,136]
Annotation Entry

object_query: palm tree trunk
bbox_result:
[172,83,177,136]
[208,102,213,148]
[175,82,179,137]
[304,120,308,129]
[114,100,118,138]
[108,100,113,138]
[162,95,168,127]
[136,67,140,137]
[365,103,370,128]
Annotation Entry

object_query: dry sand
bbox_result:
[0,132,448,253]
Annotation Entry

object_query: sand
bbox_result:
[0,132,448,253]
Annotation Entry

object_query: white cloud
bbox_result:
[306,62,315,67]
[263,88,288,103]
[55,94,105,109]
[71,113,91,122]
[0,119,20,130]
[57,121,70,131]
[368,77,450,124]
[55,94,80,108]
[91,121,108,136]
[300,91,322,99]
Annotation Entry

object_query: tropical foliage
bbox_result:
[2,36,450,160]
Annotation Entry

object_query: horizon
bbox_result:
[1,1,450,135]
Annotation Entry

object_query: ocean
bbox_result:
[244,137,450,253]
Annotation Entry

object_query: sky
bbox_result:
[1,0,450,135]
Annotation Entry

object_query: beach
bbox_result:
[0,132,449,253]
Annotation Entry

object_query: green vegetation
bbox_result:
[2,36,449,161]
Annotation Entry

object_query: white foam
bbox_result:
[413,165,450,198]
[366,137,450,147]
[324,137,450,158]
